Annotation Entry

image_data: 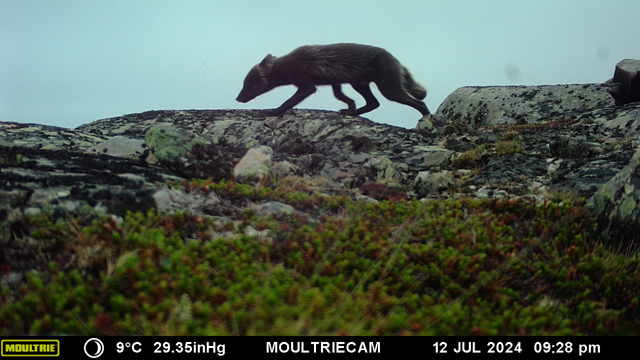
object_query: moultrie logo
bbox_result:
[1,339,60,357]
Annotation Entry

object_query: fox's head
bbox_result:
[236,54,276,103]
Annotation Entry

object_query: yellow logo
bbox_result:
[1,340,59,357]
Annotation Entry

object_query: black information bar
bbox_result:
[0,336,626,358]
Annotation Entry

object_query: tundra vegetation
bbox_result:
[1,178,639,335]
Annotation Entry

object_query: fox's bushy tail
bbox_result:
[401,66,427,100]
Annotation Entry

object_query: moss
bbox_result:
[453,141,525,169]
[496,141,524,156]
[453,148,483,168]
[501,130,520,141]
[618,196,637,218]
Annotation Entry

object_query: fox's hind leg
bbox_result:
[349,82,380,116]
[376,79,430,115]
[332,84,356,115]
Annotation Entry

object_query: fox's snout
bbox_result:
[236,83,262,103]
[236,88,256,103]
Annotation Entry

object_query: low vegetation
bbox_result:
[1,179,639,335]
[453,141,525,169]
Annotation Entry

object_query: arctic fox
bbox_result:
[236,43,430,117]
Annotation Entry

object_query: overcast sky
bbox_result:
[1,0,639,129]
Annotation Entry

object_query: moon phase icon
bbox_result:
[84,338,104,358]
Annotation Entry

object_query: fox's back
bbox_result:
[280,43,396,85]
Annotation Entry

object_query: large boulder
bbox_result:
[435,84,617,126]
[611,59,640,104]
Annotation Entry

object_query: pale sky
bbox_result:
[1,0,639,129]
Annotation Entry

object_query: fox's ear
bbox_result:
[259,54,275,71]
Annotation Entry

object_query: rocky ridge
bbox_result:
[1,59,640,335]
[3,61,640,242]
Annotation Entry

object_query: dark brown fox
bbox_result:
[236,43,430,117]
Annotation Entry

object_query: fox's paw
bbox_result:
[256,109,280,117]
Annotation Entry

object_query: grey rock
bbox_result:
[364,156,403,181]
[23,207,42,216]
[588,147,640,246]
[234,146,273,186]
[476,186,491,198]
[151,188,173,213]
[470,153,547,185]
[244,225,272,239]
[436,84,617,126]
[0,141,182,220]
[1,121,107,150]
[271,161,300,179]
[475,187,508,199]
[87,135,147,157]
[414,170,451,198]
[353,195,379,204]
[493,189,509,199]
[0,272,23,288]
[602,106,640,137]
[408,146,454,167]
[145,125,236,181]
[258,201,297,215]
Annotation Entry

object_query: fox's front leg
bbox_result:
[261,86,317,116]
[332,84,356,115]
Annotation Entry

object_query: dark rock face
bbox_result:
[611,59,640,104]
[469,153,548,186]
[0,130,181,219]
